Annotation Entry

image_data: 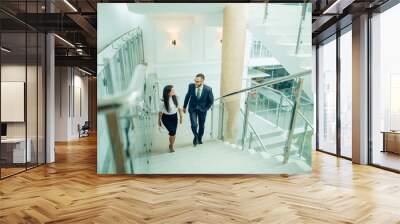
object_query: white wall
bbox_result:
[1,65,36,137]
[1,64,46,163]
[55,67,68,141]
[97,5,259,101]
[97,5,247,151]
[140,13,224,151]
[98,4,146,51]
[54,67,89,141]
[143,13,223,78]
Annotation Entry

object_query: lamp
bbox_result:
[217,28,223,44]
[167,28,179,47]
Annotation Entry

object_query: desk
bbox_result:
[382,131,400,154]
[1,138,31,163]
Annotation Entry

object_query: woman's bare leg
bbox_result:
[169,135,176,152]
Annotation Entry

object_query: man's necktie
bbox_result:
[196,88,200,98]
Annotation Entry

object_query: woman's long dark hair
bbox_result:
[163,85,178,112]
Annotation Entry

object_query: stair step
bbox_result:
[254,144,300,157]
[259,130,284,139]
[134,139,310,174]
[289,53,312,58]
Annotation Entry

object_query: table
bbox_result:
[1,138,31,164]
[382,131,400,154]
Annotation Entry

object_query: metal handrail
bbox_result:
[239,109,268,152]
[98,27,142,54]
[215,69,311,101]
[98,64,147,113]
[260,85,314,131]
[295,1,308,54]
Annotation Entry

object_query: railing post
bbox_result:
[105,111,127,173]
[210,104,214,138]
[242,92,250,150]
[276,95,283,127]
[283,78,304,164]
[299,124,308,157]
[248,132,253,149]
[218,102,225,141]
[295,2,307,54]
[255,92,259,113]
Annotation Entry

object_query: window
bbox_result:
[317,36,337,154]
[339,28,352,158]
[370,3,400,171]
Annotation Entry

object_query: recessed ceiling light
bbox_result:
[1,47,11,53]
[54,34,75,48]
[78,67,92,76]
[63,0,78,12]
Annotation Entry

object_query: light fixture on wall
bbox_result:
[1,47,11,53]
[171,40,177,46]
[217,28,223,45]
[167,28,179,47]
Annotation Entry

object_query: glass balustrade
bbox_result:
[96,3,313,174]
[97,28,144,98]
[211,73,312,166]
[97,28,160,174]
[98,69,312,173]
[250,40,272,58]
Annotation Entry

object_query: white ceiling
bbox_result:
[127,3,229,15]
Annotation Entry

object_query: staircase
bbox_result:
[134,140,310,174]
[132,77,312,174]
[247,112,310,160]
[247,3,313,98]
[248,3,312,74]
[97,11,314,174]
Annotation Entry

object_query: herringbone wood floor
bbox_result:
[1,135,400,224]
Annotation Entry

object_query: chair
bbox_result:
[78,121,90,138]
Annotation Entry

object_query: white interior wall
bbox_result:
[97,5,253,152]
[55,67,69,141]
[1,65,31,137]
[1,64,46,163]
[142,13,224,151]
[97,3,146,52]
[54,67,89,141]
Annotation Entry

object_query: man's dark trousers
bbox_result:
[184,83,214,144]
[189,109,207,142]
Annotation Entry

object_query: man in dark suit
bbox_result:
[183,73,214,146]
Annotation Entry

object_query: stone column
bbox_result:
[352,14,369,164]
[220,4,248,143]
[46,0,55,163]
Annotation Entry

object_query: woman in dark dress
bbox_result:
[158,85,183,152]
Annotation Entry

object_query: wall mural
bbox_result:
[97,3,313,174]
